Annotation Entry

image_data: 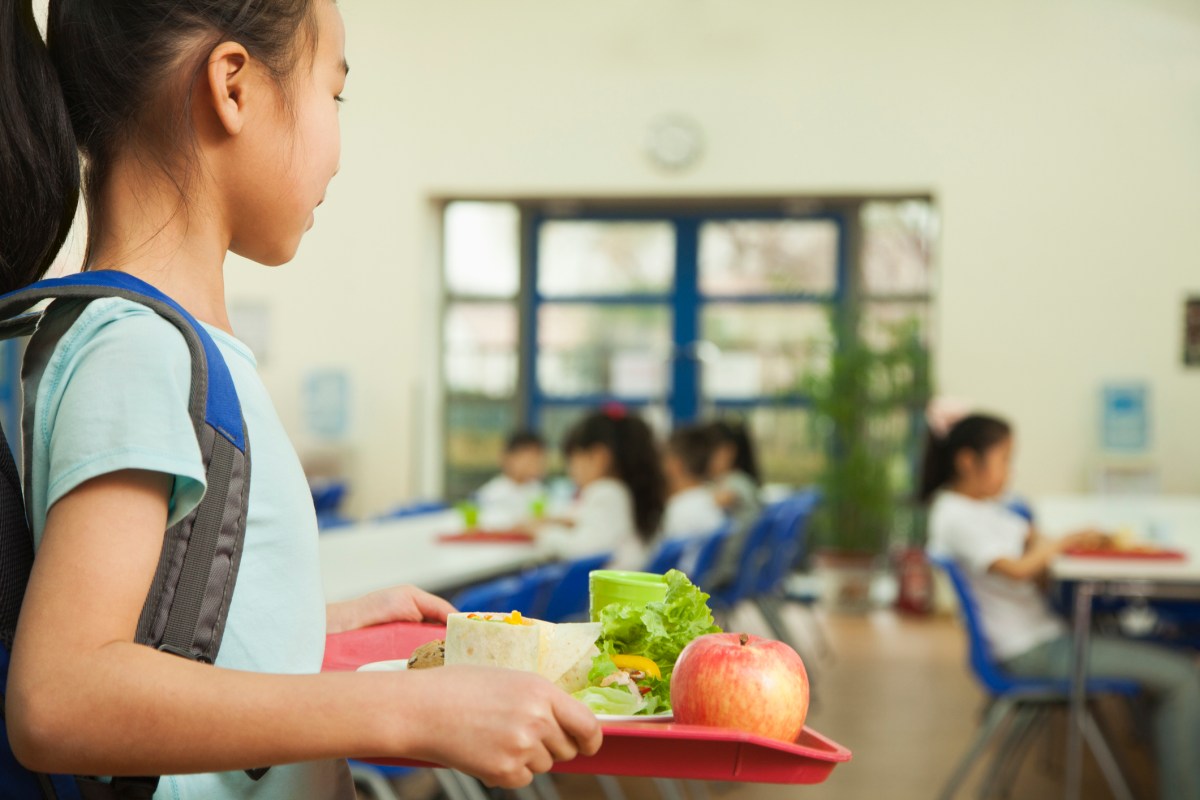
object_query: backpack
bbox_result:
[0,271,260,799]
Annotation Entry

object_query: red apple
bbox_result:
[671,632,809,742]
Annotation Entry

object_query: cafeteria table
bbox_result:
[1039,495,1200,800]
[319,510,548,601]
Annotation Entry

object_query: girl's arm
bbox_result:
[326,585,456,634]
[8,470,601,786]
[988,527,1110,581]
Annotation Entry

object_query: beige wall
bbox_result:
[206,0,1198,512]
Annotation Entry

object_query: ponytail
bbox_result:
[563,410,666,542]
[0,0,80,291]
[918,413,1012,503]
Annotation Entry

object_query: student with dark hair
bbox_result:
[0,1,599,793]
[539,409,666,570]
[706,419,763,584]
[923,408,1200,799]
[475,429,547,526]
[661,425,723,539]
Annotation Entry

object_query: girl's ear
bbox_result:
[953,447,977,480]
[205,42,253,136]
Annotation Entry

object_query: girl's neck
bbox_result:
[947,479,992,501]
[84,157,234,333]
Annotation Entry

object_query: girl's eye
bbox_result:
[334,95,346,104]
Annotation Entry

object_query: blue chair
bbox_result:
[542,553,611,622]
[451,573,542,615]
[687,522,733,590]
[310,480,347,514]
[643,536,692,575]
[930,555,1138,800]
[708,502,785,614]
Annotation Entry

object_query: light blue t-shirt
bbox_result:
[24,298,354,800]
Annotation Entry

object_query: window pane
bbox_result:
[445,202,520,298]
[701,304,832,398]
[444,302,518,397]
[743,407,823,487]
[538,305,671,397]
[538,221,674,296]
[860,302,933,350]
[861,201,938,295]
[445,397,516,500]
[699,220,838,296]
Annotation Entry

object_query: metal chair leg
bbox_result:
[348,763,401,800]
[993,705,1050,800]
[939,699,1015,800]
[684,780,710,800]
[433,770,491,800]
[1081,710,1135,800]
[652,777,688,800]
[531,774,562,800]
[978,704,1041,799]
[593,775,628,800]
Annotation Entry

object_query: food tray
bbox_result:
[436,530,535,544]
[324,622,851,784]
[1063,547,1186,561]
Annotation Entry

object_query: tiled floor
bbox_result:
[388,605,1157,800]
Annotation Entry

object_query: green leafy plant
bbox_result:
[801,314,930,555]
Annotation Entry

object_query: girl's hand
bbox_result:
[402,666,603,787]
[1061,530,1113,552]
[326,585,456,634]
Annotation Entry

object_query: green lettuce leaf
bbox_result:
[573,685,646,716]
[589,569,721,712]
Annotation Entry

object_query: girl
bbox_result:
[706,419,762,585]
[539,410,665,571]
[922,412,1200,800]
[0,1,600,797]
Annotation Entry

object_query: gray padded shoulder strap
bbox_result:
[15,296,250,666]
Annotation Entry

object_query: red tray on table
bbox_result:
[1063,547,1186,561]
[323,622,851,784]
[436,530,535,544]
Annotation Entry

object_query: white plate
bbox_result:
[356,661,673,723]
[357,659,410,672]
[595,712,674,723]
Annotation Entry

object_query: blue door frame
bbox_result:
[523,210,849,431]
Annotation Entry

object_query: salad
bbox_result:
[573,570,721,716]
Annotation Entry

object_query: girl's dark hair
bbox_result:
[563,411,666,542]
[666,425,714,481]
[0,0,319,292]
[918,414,1012,503]
[708,419,761,485]
[504,429,545,454]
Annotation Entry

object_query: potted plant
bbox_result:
[802,313,929,611]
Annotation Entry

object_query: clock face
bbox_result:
[646,115,703,171]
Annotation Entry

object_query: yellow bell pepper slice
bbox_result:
[611,654,661,680]
[503,610,525,625]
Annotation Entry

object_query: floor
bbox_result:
[380,604,1158,800]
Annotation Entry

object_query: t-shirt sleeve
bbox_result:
[944,512,1025,575]
[36,303,208,528]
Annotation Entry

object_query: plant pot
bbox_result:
[812,549,878,614]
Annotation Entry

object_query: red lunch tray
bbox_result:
[323,621,851,784]
[436,530,536,544]
[1063,547,1186,561]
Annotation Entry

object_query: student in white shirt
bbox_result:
[475,430,547,527]
[661,425,725,539]
[923,412,1200,800]
[537,409,665,571]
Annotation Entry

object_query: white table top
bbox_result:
[1037,494,1200,584]
[318,510,548,602]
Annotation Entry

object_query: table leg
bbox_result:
[1065,581,1095,800]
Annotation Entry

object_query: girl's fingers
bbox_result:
[551,693,604,757]
[412,588,457,620]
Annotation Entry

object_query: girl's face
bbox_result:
[567,445,612,489]
[708,442,736,479]
[225,0,347,265]
[956,436,1013,498]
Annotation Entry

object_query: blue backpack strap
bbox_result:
[0,271,264,793]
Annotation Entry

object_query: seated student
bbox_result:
[661,425,725,539]
[707,419,763,584]
[537,408,665,571]
[923,411,1200,800]
[475,430,547,527]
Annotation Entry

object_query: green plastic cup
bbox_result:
[589,570,668,621]
[456,501,479,529]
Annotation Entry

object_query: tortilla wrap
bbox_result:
[443,612,600,692]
